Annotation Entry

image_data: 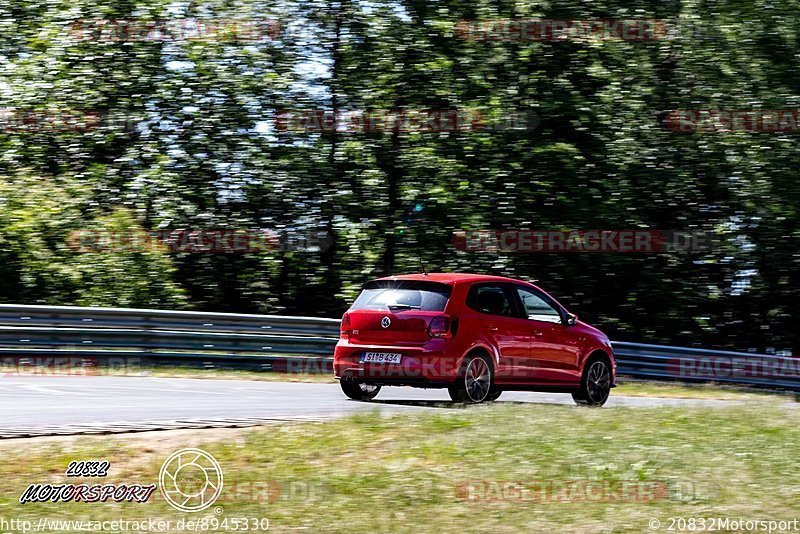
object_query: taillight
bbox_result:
[340,313,351,340]
[428,315,457,339]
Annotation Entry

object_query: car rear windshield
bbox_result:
[350,280,452,312]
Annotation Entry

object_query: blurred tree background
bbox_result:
[0,0,798,353]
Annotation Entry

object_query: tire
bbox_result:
[448,354,493,404]
[340,380,381,401]
[572,357,612,407]
[448,385,468,403]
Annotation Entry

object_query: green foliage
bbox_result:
[0,0,797,352]
[0,175,186,307]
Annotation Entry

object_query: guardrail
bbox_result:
[0,304,796,390]
[612,342,799,390]
[0,304,340,372]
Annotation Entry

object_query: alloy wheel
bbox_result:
[465,357,491,402]
[586,361,611,404]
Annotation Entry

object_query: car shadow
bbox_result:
[357,399,575,408]
[362,399,464,408]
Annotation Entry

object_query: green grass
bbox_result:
[614,380,794,400]
[2,400,799,532]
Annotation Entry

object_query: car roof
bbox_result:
[372,272,533,286]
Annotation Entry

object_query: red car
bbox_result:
[334,273,616,406]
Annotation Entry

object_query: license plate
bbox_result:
[361,352,402,364]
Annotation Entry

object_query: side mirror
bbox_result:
[565,313,578,326]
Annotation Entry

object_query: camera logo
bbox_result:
[159,448,223,512]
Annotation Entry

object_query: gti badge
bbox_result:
[381,316,391,328]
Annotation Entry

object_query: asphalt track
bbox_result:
[0,376,737,438]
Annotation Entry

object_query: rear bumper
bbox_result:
[334,339,460,385]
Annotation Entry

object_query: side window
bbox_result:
[516,287,562,324]
[468,285,516,317]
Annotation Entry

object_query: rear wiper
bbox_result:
[387,304,421,310]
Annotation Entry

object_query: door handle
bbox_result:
[487,325,498,332]
[533,331,544,337]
